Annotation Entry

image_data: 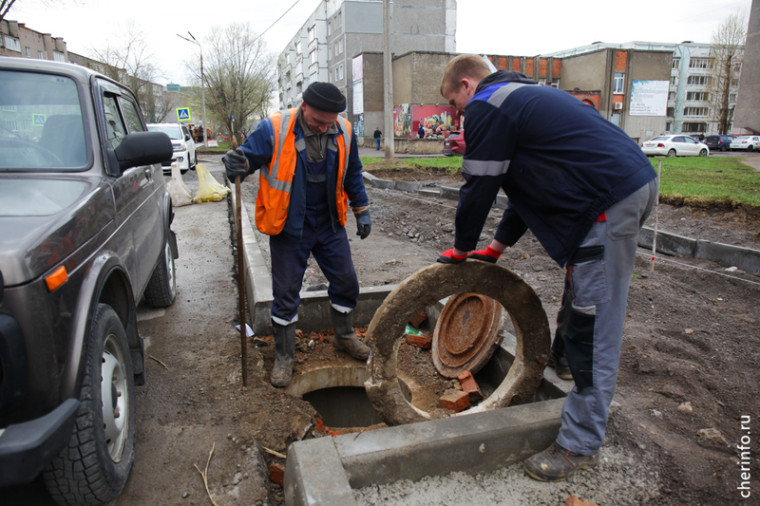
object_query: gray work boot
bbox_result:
[330,308,370,361]
[270,321,296,388]
[523,441,598,482]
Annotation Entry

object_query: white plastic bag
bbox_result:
[167,162,193,207]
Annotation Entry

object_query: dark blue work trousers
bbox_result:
[269,163,359,325]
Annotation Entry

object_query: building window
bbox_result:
[729,93,737,102]
[310,50,317,65]
[733,62,742,73]
[328,20,332,36]
[296,41,302,56]
[683,107,708,116]
[686,91,709,101]
[3,35,21,52]
[670,75,678,86]
[338,38,343,55]
[308,26,316,42]
[25,47,31,57]
[688,58,711,69]
[38,50,45,59]
[53,51,65,62]
[666,122,672,132]
[687,75,710,85]
[334,64,344,82]
[613,72,624,94]
[671,58,680,69]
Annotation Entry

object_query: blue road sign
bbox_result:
[177,107,191,122]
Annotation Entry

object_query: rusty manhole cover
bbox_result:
[364,261,551,426]
[432,293,503,378]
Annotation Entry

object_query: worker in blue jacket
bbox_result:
[438,54,658,482]
[222,82,371,388]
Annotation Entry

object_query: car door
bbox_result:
[680,136,699,156]
[98,81,164,296]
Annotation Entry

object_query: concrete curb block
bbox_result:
[363,172,760,276]
[639,227,760,275]
[284,398,564,506]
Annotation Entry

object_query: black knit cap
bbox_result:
[303,82,346,113]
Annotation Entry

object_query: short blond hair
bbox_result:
[440,54,492,96]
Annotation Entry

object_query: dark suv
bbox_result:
[705,135,734,152]
[0,57,177,504]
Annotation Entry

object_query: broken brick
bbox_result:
[457,370,484,403]
[269,462,285,485]
[406,333,432,350]
[565,495,598,506]
[438,390,470,412]
[408,309,428,329]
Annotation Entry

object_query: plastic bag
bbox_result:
[193,163,230,203]
[167,162,193,207]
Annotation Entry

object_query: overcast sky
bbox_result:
[9,0,753,85]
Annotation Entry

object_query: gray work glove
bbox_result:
[356,210,371,240]
[222,147,249,181]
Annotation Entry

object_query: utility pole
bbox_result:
[383,0,394,159]
[177,32,208,148]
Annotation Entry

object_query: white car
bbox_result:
[147,123,197,173]
[729,135,760,152]
[641,135,710,157]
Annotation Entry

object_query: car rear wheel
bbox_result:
[698,149,708,157]
[43,304,135,505]
[667,149,677,157]
[144,237,177,308]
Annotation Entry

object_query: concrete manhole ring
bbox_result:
[364,261,551,426]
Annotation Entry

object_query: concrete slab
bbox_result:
[284,398,564,506]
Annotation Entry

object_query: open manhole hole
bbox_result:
[286,364,415,429]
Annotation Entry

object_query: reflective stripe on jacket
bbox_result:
[255,108,352,235]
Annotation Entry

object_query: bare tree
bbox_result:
[91,22,164,121]
[711,12,746,134]
[203,23,275,139]
[0,0,18,24]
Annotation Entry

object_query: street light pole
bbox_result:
[177,32,208,148]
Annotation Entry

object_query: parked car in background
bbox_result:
[729,135,760,151]
[704,135,734,152]
[147,123,197,173]
[442,130,465,156]
[0,56,177,505]
[641,135,710,157]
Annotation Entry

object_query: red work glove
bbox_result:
[467,246,502,263]
[437,248,467,264]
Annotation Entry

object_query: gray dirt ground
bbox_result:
[9,154,756,506]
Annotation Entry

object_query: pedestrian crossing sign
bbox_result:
[176,107,191,122]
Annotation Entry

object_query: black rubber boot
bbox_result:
[270,321,295,388]
[330,308,370,361]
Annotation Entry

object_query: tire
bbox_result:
[699,149,708,157]
[144,237,177,308]
[667,149,677,157]
[43,304,135,505]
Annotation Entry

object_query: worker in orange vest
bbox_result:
[222,82,371,388]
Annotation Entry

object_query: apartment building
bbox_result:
[547,41,744,140]
[277,0,457,135]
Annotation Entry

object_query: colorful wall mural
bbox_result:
[392,105,460,139]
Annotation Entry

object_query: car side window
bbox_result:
[119,97,145,133]
[103,95,127,150]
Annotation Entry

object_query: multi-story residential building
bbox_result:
[547,41,744,139]
[1,19,179,124]
[277,0,457,136]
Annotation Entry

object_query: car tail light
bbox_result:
[657,143,665,148]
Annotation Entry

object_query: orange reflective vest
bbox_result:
[255,108,352,235]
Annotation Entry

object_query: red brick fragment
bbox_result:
[565,495,598,506]
[408,310,428,329]
[407,333,432,350]
[457,370,484,403]
[269,462,285,485]
[438,390,470,412]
